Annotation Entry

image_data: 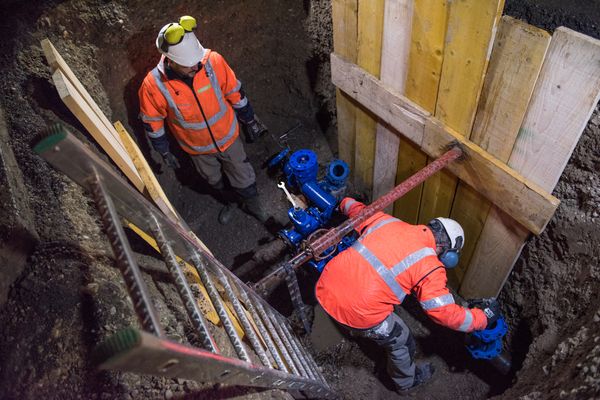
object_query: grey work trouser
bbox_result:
[190,137,256,191]
[350,312,416,390]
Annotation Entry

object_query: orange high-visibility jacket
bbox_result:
[138,50,244,155]
[315,198,487,331]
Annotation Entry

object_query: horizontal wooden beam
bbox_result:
[330,52,559,235]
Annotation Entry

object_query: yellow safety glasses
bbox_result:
[158,16,197,52]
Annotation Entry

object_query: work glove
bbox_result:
[469,298,501,328]
[161,151,181,169]
[243,115,268,143]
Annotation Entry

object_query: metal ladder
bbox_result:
[34,125,334,398]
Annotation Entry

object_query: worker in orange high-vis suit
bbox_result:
[316,198,501,392]
[138,16,269,224]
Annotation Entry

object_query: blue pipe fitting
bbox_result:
[466,317,508,360]
[284,149,318,188]
[301,181,337,220]
[325,159,350,189]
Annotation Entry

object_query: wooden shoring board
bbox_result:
[114,121,179,222]
[52,69,144,192]
[460,27,600,298]
[126,222,247,339]
[41,39,126,154]
[330,52,559,235]
[393,0,449,223]
[372,0,414,213]
[353,0,385,196]
[418,0,505,225]
[332,0,358,171]
[448,17,551,285]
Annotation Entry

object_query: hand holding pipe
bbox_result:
[253,144,464,296]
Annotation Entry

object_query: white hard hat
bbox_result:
[156,23,205,67]
[432,217,464,250]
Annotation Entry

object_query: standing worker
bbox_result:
[138,16,269,224]
[315,198,501,392]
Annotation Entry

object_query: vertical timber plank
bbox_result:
[460,27,600,298]
[418,0,504,224]
[372,0,414,213]
[448,17,550,284]
[393,0,448,223]
[332,0,358,170]
[354,0,385,196]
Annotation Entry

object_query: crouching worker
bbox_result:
[138,15,269,224]
[315,198,500,392]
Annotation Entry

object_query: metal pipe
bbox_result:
[150,217,219,353]
[190,252,251,363]
[89,174,164,338]
[254,146,464,295]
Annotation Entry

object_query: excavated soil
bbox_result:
[0,0,598,399]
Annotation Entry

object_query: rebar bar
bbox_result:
[277,316,315,380]
[234,282,288,372]
[267,310,310,378]
[251,295,298,375]
[90,174,164,337]
[150,217,219,353]
[189,252,251,362]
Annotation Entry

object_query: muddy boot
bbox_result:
[218,202,237,225]
[401,363,435,393]
[242,195,269,223]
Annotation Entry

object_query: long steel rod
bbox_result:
[254,146,463,294]
[251,295,298,375]
[267,312,310,378]
[285,321,328,385]
[151,217,219,353]
[90,174,164,337]
[234,282,288,372]
[277,317,316,380]
[189,252,251,362]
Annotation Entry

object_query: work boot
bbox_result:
[401,363,435,392]
[242,195,269,223]
[218,202,236,225]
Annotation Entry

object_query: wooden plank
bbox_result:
[449,17,550,284]
[41,39,126,152]
[330,53,559,234]
[126,222,246,339]
[332,0,358,170]
[354,0,385,196]
[52,69,144,191]
[372,0,414,213]
[418,0,505,224]
[460,27,600,298]
[114,121,179,221]
[393,0,449,224]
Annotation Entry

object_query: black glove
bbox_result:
[243,116,268,143]
[469,298,501,328]
[161,152,180,169]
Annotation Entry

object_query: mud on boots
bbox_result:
[139,15,269,225]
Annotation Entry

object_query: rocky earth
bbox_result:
[0,0,598,399]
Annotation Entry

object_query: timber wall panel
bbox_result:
[332,0,358,171]
[393,0,448,223]
[372,0,414,213]
[354,0,385,195]
[448,16,550,284]
[460,27,600,298]
[418,0,504,225]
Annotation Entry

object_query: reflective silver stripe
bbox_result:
[458,309,473,332]
[390,248,437,276]
[231,96,248,109]
[178,117,238,153]
[149,58,228,131]
[139,113,164,122]
[146,126,165,138]
[420,293,455,311]
[224,79,242,96]
[361,217,400,237]
[342,199,357,213]
[352,242,406,302]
